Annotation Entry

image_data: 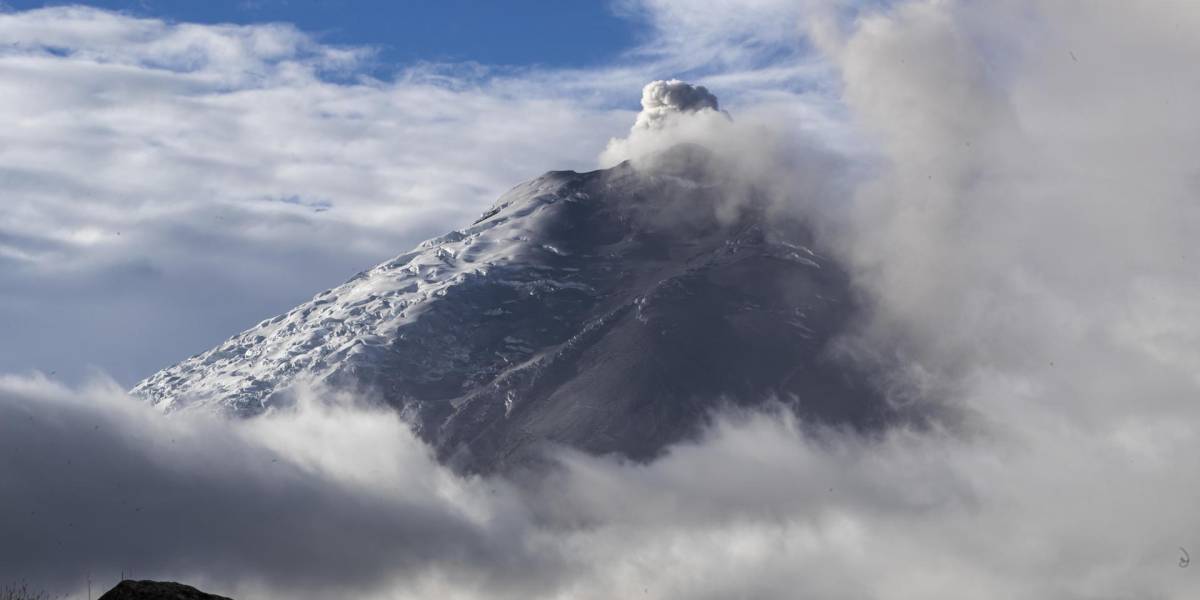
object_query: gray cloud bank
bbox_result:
[3,371,1196,600]
[0,377,544,599]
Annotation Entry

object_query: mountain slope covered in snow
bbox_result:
[133,146,892,472]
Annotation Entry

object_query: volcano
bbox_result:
[133,146,893,472]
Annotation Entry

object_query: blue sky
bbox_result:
[5,0,646,69]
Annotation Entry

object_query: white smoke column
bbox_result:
[597,77,849,227]
[600,79,736,166]
[633,79,723,130]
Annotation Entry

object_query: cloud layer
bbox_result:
[3,372,1197,600]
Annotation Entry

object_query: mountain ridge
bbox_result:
[133,147,893,473]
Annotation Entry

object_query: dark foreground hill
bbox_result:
[97,580,231,600]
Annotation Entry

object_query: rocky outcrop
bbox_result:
[97,580,232,600]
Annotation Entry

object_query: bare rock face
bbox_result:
[97,580,232,600]
[133,146,901,473]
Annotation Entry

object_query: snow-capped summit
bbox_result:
[133,146,891,472]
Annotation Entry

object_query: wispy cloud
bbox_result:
[0,4,831,385]
[0,8,623,384]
